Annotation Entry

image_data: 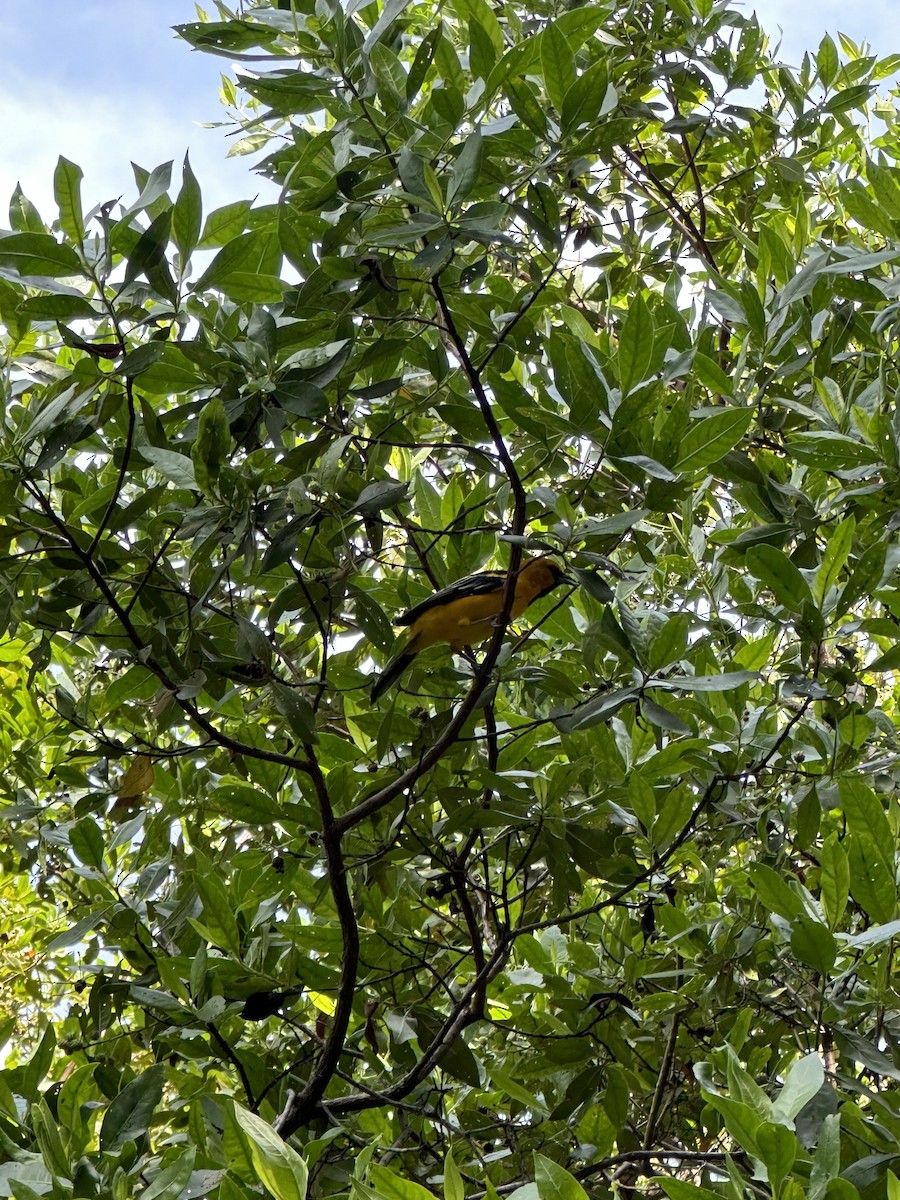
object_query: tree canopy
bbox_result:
[3,1,900,1198]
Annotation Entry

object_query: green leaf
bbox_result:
[70,816,104,869]
[354,480,410,514]
[175,20,279,53]
[53,157,85,242]
[841,917,900,949]
[362,0,412,53]
[0,232,83,277]
[786,431,881,470]
[540,22,576,113]
[748,863,805,919]
[836,1029,900,1083]
[865,160,900,221]
[99,1065,165,1150]
[817,34,839,87]
[577,510,649,536]
[9,184,45,232]
[370,43,406,108]
[192,230,283,301]
[824,83,873,114]
[617,294,654,394]
[139,445,198,490]
[126,159,173,214]
[232,1102,308,1200]
[655,671,757,692]
[20,381,94,443]
[811,1115,841,1199]
[443,1153,464,1200]
[19,293,95,320]
[489,1065,549,1113]
[820,833,849,928]
[561,60,616,132]
[840,777,893,851]
[772,1053,825,1124]
[866,645,900,673]
[534,1153,590,1200]
[123,210,172,286]
[553,687,640,733]
[31,1100,69,1181]
[447,128,484,208]
[845,831,895,924]
[194,870,242,955]
[45,910,107,952]
[368,1165,437,1200]
[841,179,897,238]
[211,783,283,823]
[839,541,886,613]
[691,352,734,396]
[506,75,549,136]
[674,408,754,472]
[141,1148,196,1200]
[398,148,438,208]
[192,395,230,494]
[757,224,796,288]
[700,1093,762,1153]
[128,986,192,1015]
[815,514,855,606]
[407,25,442,103]
[237,69,336,113]
[199,199,251,247]
[173,152,203,261]
[790,917,837,976]
[660,1183,725,1200]
[745,544,815,613]
[22,1023,56,1101]
[756,1122,795,1189]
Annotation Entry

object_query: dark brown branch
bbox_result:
[207,1022,257,1111]
[618,145,717,271]
[273,750,359,1137]
[468,1149,748,1198]
[324,940,511,1118]
[514,695,814,937]
[475,213,573,375]
[335,280,530,835]
[19,475,315,775]
[642,1013,680,1151]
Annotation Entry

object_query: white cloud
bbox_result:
[0,78,276,229]
[0,1,279,231]
[2,83,232,222]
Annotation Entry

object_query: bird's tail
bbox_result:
[371,651,417,702]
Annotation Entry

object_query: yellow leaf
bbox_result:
[117,754,155,801]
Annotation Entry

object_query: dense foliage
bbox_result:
[3,1,900,1198]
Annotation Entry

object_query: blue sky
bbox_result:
[751,0,894,64]
[0,1,277,221]
[0,1,896,226]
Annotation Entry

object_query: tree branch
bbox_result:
[274,750,359,1137]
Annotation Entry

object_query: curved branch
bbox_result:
[618,145,717,271]
[337,269,537,833]
[20,476,315,775]
[274,750,359,1138]
[325,939,510,1118]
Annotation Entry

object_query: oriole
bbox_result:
[371,556,571,701]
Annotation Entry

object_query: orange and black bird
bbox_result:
[371,556,571,701]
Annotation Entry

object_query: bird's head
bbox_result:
[527,556,574,598]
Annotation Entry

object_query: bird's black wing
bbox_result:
[394,570,510,626]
